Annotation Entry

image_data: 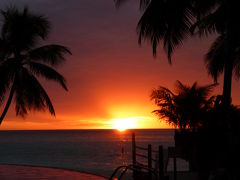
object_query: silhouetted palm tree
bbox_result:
[151,81,216,130]
[191,1,240,113]
[0,6,71,125]
[115,0,240,113]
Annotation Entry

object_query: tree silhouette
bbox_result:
[151,81,216,130]
[0,6,71,125]
[191,1,240,114]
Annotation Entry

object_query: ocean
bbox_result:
[0,129,176,177]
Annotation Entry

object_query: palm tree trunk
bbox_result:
[222,52,234,128]
[222,0,236,127]
[0,84,15,125]
[222,35,234,111]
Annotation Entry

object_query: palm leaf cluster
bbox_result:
[206,34,240,82]
[0,6,71,124]
[137,0,194,62]
[151,81,216,130]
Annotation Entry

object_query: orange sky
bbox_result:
[0,0,240,130]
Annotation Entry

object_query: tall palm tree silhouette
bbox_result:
[115,0,240,115]
[151,81,216,130]
[0,6,71,125]
[190,1,240,115]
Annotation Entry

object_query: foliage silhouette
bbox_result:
[151,81,216,130]
[205,34,240,83]
[0,6,71,124]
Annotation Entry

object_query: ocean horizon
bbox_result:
[0,129,176,177]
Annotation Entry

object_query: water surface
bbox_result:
[0,129,174,176]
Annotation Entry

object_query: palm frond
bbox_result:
[15,87,27,116]
[139,0,151,11]
[26,61,68,91]
[151,86,175,105]
[190,5,225,36]
[192,0,220,17]
[205,34,225,82]
[198,83,217,98]
[151,85,180,127]
[137,0,193,61]
[14,67,55,117]
[1,6,50,51]
[175,80,189,93]
[28,45,71,66]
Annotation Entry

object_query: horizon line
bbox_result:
[0,128,174,131]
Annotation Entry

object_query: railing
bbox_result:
[110,132,180,180]
[132,132,165,180]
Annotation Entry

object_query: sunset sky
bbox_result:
[0,0,240,130]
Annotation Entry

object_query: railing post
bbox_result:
[158,145,164,179]
[132,132,136,179]
[148,144,152,180]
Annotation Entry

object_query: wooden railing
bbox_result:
[110,132,180,180]
[132,132,165,180]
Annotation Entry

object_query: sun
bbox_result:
[112,117,136,131]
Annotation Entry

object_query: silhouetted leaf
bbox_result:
[28,45,71,66]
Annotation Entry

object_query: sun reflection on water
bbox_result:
[115,129,131,166]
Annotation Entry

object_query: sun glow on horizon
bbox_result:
[112,117,136,131]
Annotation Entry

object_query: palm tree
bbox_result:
[0,6,71,125]
[191,1,240,114]
[115,0,240,115]
[151,81,216,130]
